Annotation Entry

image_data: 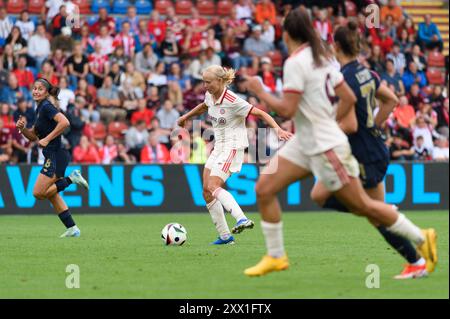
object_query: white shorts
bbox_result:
[205,148,245,182]
[278,136,360,192]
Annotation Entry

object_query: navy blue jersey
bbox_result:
[341,60,389,163]
[34,99,62,151]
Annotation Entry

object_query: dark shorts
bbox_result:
[41,148,70,178]
[358,158,389,189]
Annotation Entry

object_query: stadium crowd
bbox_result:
[0,0,448,165]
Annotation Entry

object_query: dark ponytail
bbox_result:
[49,86,60,97]
[283,7,329,67]
[333,21,361,58]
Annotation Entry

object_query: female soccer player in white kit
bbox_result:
[244,7,437,276]
[178,65,292,244]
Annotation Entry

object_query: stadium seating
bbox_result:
[216,0,233,16]
[6,0,26,14]
[197,0,215,15]
[112,0,130,14]
[89,122,107,141]
[108,121,129,139]
[175,0,193,15]
[427,51,446,68]
[426,69,446,85]
[91,0,111,14]
[28,0,45,14]
[86,15,98,26]
[154,0,174,15]
[135,0,153,15]
[72,0,92,14]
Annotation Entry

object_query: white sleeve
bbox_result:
[282,58,304,94]
[329,66,345,89]
[233,96,253,117]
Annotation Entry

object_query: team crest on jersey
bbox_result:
[219,109,225,115]
[218,117,227,125]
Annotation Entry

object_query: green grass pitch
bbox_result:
[0,211,448,299]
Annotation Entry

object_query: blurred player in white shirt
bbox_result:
[244,7,435,277]
[178,65,291,245]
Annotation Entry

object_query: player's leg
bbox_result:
[202,166,233,244]
[208,149,254,234]
[244,155,311,276]
[48,193,80,238]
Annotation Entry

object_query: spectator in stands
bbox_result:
[183,81,205,111]
[432,136,449,161]
[398,28,414,54]
[75,78,98,119]
[0,7,13,45]
[389,135,414,161]
[119,61,146,102]
[381,59,405,96]
[314,9,333,43]
[108,62,124,87]
[397,17,416,38]
[50,5,69,37]
[131,99,154,129]
[187,50,209,83]
[406,44,427,73]
[368,45,385,75]
[51,26,75,53]
[89,42,110,88]
[147,61,168,95]
[413,135,431,161]
[147,86,162,110]
[57,77,75,112]
[0,44,16,72]
[140,131,170,164]
[77,93,100,124]
[184,7,210,38]
[135,43,159,78]
[67,43,93,90]
[0,117,12,163]
[407,83,424,111]
[0,73,32,108]
[165,7,185,42]
[135,19,157,53]
[222,28,247,70]
[417,98,438,129]
[51,48,67,78]
[11,118,33,164]
[15,10,35,41]
[255,0,277,25]
[386,42,406,74]
[65,96,87,150]
[236,0,255,22]
[181,26,203,58]
[156,100,180,141]
[5,26,28,57]
[205,47,222,67]
[113,21,136,58]
[13,98,35,128]
[244,24,274,71]
[44,0,76,25]
[73,135,101,164]
[168,62,191,92]
[384,14,398,41]
[435,98,449,137]
[394,95,416,134]
[379,27,394,56]
[125,120,149,162]
[0,103,14,129]
[417,14,443,52]
[402,61,427,92]
[257,56,282,95]
[28,24,51,72]
[38,60,58,86]
[109,46,130,71]
[430,85,445,111]
[412,116,434,151]
[161,28,180,64]
[12,55,34,90]
[123,6,140,34]
[99,135,119,164]
[90,7,116,36]
[228,7,250,45]
[201,28,222,54]
[94,25,115,57]
[148,10,167,47]
[97,75,126,124]
[381,0,404,25]
[77,25,95,54]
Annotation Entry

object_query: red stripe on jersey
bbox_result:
[324,150,350,185]
[224,92,236,103]
[219,88,228,104]
[245,106,254,120]
[222,149,237,172]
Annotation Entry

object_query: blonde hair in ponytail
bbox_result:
[203,65,236,86]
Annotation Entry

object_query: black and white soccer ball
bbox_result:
[161,223,187,246]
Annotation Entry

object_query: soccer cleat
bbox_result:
[60,225,80,238]
[69,170,89,190]
[417,228,438,273]
[394,264,428,279]
[211,236,235,245]
[231,218,254,234]
[244,254,289,277]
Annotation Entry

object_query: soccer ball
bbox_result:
[161,223,187,246]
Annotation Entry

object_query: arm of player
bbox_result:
[249,107,293,141]
[338,107,358,134]
[334,82,358,123]
[374,84,399,127]
[38,113,70,148]
[16,116,39,142]
[177,102,208,127]
[245,76,301,119]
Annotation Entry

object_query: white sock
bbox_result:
[261,220,285,258]
[412,257,426,267]
[207,199,231,240]
[387,213,425,246]
[213,187,246,222]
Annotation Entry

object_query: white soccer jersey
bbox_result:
[204,88,253,151]
[283,45,348,155]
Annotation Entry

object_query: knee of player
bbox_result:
[33,190,47,200]
[310,190,325,207]
[255,181,273,199]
